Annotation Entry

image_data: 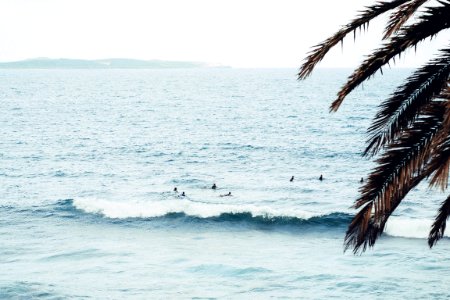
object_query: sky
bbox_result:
[0,0,449,68]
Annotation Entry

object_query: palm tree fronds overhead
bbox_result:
[345,174,425,253]
[364,48,450,157]
[301,0,450,252]
[346,101,446,252]
[356,101,445,210]
[384,0,429,39]
[429,141,450,191]
[298,0,408,80]
[424,89,450,247]
[331,1,450,112]
[428,86,450,190]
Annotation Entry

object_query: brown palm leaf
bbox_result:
[345,101,446,252]
[384,0,429,39]
[331,1,450,112]
[428,85,450,190]
[300,0,450,252]
[345,173,427,253]
[429,194,450,247]
[427,111,450,247]
[364,48,450,157]
[298,0,408,80]
[429,135,450,191]
[356,102,445,208]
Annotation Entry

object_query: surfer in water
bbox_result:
[360,177,364,183]
[290,176,294,182]
[319,174,323,181]
[174,187,178,192]
[181,191,186,197]
[212,183,217,190]
[220,192,232,197]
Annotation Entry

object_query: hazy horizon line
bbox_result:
[0,57,418,70]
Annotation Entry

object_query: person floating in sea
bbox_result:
[360,177,364,183]
[319,174,323,181]
[212,183,217,190]
[220,192,232,197]
[290,176,294,182]
[181,191,186,197]
[173,187,178,192]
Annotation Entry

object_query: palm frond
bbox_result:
[345,101,446,252]
[298,0,408,80]
[356,102,445,209]
[331,1,450,111]
[429,137,450,191]
[428,126,450,247]
[345,174,426,253]
[429,194,450,247]
[384,0,428,39]
[428,86,450,190]
[364,48,450,157]
[344,202,376,253]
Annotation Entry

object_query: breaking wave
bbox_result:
[69,198,351,227]
[58,198,450,239]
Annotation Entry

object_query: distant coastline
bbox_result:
[0,58,228,69]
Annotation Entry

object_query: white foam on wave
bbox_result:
[72,198,317,220]
[72,198,449,239]
[385,217,450,239]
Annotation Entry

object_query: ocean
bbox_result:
[1,68,449,299]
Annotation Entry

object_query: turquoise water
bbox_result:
[1,68,449,299]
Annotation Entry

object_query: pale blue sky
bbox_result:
[0,0,448,67]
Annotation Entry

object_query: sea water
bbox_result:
[1,68,449,299]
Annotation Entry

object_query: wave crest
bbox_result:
[385,217,450,239]
[70,198,351,226]
[67,198,450,239]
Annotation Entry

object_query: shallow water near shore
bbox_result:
[1,68,450,299]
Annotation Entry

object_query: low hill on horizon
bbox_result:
[0,58,221,69]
